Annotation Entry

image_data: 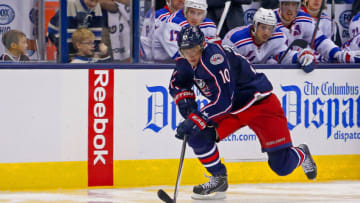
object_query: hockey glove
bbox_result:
[298,48,315,73]
[176,111,209,140]
[174,90,198,118]
[335,50,360,63]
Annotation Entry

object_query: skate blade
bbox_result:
[191,192,226,200]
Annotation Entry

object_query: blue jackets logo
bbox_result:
[0,4,15,25]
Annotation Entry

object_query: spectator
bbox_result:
[70,28,110,63]
[100,0,131,62]
[0,30,30,62]
[47,0,107,61]
[206,0,252,38]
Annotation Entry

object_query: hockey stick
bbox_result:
[331,0,336,42]
[216,0,231,36]
[310,0,326,49]
[158,135,188,203]
[278,39,308,64]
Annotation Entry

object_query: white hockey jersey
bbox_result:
[301,6,334,39]
[141,6,171,61]
[342,34,360,51]
[349,12,360,39]
[153,9,217,61]
[274,9,340,61]
[222,25,299,64]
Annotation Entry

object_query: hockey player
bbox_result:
[141,0,185,61]
[222,8,315,73]
[349,11,360,39]
[342,12,360,52]
[170,25,317,200]
[300,0,337,40]
[153,0,216,61]
[275,0,359,63]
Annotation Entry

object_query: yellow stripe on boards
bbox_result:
[114,154,360,187]
[0,155,359,190]
[0,161,87,191]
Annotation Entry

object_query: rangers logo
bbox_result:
[210,54,224,65]
[0,4,15,25]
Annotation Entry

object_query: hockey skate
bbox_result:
[191,175,228,200]
[298,144,317,180]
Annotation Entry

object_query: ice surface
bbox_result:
[0,181,359,203]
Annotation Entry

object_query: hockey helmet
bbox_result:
[177,26,205,50]
[253,8,277,30]
[184,0,207,17]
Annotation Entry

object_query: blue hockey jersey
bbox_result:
[169,43,273,121]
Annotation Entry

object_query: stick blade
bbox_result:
[157,189,173,203]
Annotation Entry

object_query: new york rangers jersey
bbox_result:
[169,43,273,120]
[343,13,360,51]
[301,6,334,39]
[342,34,360,51]
[141,6,171,60]
[349,12,360,39]
[274,9,340,61]
[154,9,217,61]
[222,25,298,64]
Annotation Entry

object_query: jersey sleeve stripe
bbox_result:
[234,38,252,47]
[314,34,327,50]
[236,41,253,48]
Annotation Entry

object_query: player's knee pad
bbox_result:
[187,127,216,153]
[267,147,299,176]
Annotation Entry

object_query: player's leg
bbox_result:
[248,94,317,179]
[187,127,228,200]
[188,114,244,200]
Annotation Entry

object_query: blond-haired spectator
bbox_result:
[71,28,109,63]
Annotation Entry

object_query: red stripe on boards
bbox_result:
[88,69,114,186]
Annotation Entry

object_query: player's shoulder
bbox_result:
[320,12,331,21]
[227,25,252,47]
[295,11,313,23]
[224,25,249,41]
[269,28,284,41]
[155,7,171,20]
[351,12,360,22]
[200,18,216,29]
[167,10,186,24]
[201,43,227,68]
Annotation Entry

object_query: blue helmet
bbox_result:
[177,26,205,50]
